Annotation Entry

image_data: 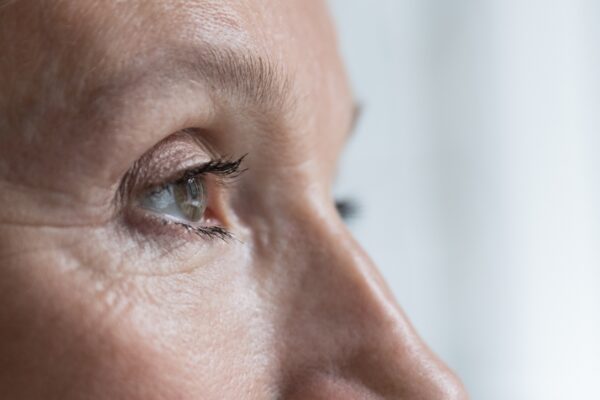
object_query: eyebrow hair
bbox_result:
[199,47,292,109]
[175,47,361,137]
[130,46,294,114]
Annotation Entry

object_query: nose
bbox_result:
[275,210,468,399]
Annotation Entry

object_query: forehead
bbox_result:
[10,0,349,106]
[0,0,353,182]
[59,0,338,56]
[6,0,341,77]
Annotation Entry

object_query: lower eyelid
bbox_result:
[122,205,231,249]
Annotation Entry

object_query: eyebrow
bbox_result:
[115,46,293,114]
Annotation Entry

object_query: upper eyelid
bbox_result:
[127,154,248,207]
[123,154,247,198]
[177,154,248,183]
[116,124,247,209]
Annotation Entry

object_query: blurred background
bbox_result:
[328,1,600,399]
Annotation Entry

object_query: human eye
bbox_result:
[118,130,246,244]
[135,156,246,241]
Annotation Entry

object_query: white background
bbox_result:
[329,1,600,399]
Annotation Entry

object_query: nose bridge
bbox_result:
[277,213,467,399]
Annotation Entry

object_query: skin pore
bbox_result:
[0,1,467,399]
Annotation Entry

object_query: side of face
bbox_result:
[0,1,466,399]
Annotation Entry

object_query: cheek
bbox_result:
[124,269,280,396]
[0,230,278,399]
[0,253,179,399]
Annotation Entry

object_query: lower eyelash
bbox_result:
[169,220,234,241]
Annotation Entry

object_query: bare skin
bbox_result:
[0,1,467,399]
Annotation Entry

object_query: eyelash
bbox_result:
[175,154,248,184]
[335,198,359,221]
